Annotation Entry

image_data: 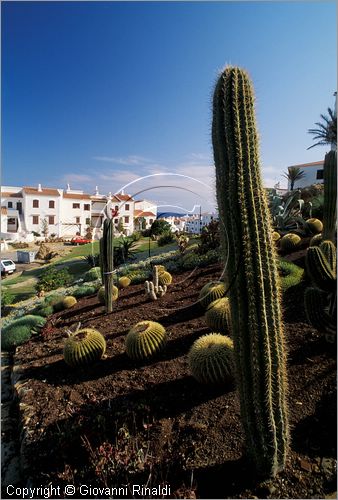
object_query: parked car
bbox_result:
[70,236,92,246]
[1,259,16,276]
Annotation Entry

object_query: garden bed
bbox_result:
[5,263,337,499]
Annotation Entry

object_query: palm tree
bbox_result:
[307,107,337,150]
[282,167,306,191]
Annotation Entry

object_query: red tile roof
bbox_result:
[23,187,60,196]
[1,192,23,198]
[288,160,324,169]
[134,210,156,217]
[63,193,91,200]
[116,193,134,201]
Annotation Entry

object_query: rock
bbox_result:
[300,459,312,472]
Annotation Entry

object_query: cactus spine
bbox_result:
[323,150,337,242]
[100,218,115,313]
[212,66,289,476]
[125,321,167,360]
[63,323,106,367]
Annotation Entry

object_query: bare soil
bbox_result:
[3,263,336,499]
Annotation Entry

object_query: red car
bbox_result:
[71,236,92,245]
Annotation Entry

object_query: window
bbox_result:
[33,215,39,225]
[149,219,153,224]
[316,169,324,180]
[84,204,90,211]
[114,218,118,224]
[73,203,80,209]
[115,205,119,211]
[49,200,55,208]
[124,216,129,224]
[33,199,39,208]
[75,217,80,224]
[8,202,12,208]
[85,218,91,225]
[125,204,130,211]
[8,218,16,225]
[48,215,55,225]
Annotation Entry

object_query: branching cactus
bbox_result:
[212,66,289,477]
[100,218,115,313]
[63,323,106,367]
[322,150,337,242]
[144,265,167,301]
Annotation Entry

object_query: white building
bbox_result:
[185,212,218,234]
[0,184,141,241]
[134,200,157,230]
[286,160,324,190]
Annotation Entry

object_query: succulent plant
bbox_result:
[205,298,231,333]
[1,315,47,351]
[188,333,234,385]
[322,150,337,242]
[32,304,54,317]
[279,233,301,252]
[125,321,166,360]
[306,245,336,293]
[199,282,226,309]
[63,323,106,367]
[97,285,118,305]
[309,233,323,247]
[145,266,167,301]
[277,259,304,291]
[83,267,101,282]
[158,271,172,286]
[212,66,288,476]
[100,218,115,313]
[156,265,167,274]
[305,239,337,343]
[62,296,77,309]
[305,218,323,234]
[118,276,131,288]
[272,231,281,242]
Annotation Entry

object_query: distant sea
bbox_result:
[157,212,190,218]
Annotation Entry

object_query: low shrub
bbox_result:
[83,267,101,282]
[72,285,98,298]
[32,304,54,317]
[44,294,65,306]
[158,231,174,247]
[85,254,100,268]
[1,315,47,351]
[2,289,15,307]
[277,260,304,290]
[36,266,72,292]
[127,270,151,285]
[9,242,29,249]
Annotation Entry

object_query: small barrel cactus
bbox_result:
[63,323,106,367]
[199,281,226,309]
[118,276,131,288]
[205,297,231,333]
[158,271,172,286]
[305,218,323,235]
[306,245,336,293]
[125,321,167,361]
[62,296,77,309]
[279,233,301,252]
[188,333,234,385]
[309,233,323,247]
[156,265,167,274]
[272,231,281,242]
[97,285,118,305]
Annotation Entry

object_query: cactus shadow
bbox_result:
[292,386,336,458]
[157,303,204,326]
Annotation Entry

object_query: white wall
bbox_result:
[23,193,61,235]
[287,164,324,190]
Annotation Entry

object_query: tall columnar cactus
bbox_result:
[322,150,337,242]
[100,218,115,313]
[212,66,289,477]
[304,240,337,342]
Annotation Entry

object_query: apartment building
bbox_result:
[0,184,139,241]
[286,160,324,190]
[134,199,157,231]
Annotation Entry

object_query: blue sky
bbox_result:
[2,1,336,213]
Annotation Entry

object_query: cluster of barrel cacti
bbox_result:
[144,265,172,301]
[304,240,337,342]
[198,281,226,308]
